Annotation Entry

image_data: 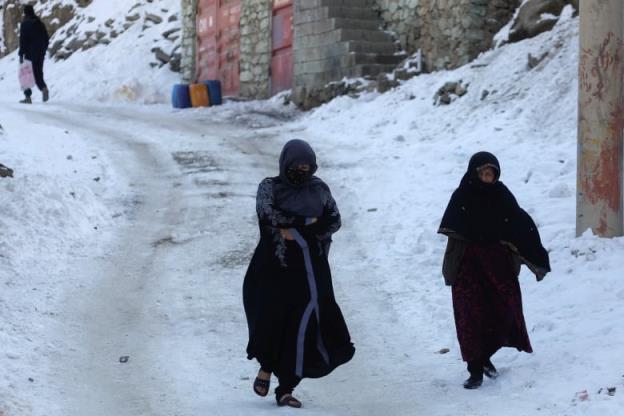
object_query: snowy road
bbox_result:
[17,104,437,416]
[18,104,281,415]
[4,98,621,416]
[2,11,623,416]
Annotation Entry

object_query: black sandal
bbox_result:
[277,394,302,408]
[253,377,270,397]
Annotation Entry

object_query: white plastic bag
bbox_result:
[19,60,36,90]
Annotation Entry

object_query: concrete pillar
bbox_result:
[180,0,198,82]
[577,0,624,237]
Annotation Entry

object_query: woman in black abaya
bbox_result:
[439,152,550,389]
[243,139,355,408]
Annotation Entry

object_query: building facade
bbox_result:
[180,0,519,99]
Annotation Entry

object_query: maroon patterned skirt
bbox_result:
[452,243,533,362]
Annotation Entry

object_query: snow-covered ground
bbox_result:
[0,4,623,416]
[0,0,180,104]
[0,104,116,413]
[285,8,624,415]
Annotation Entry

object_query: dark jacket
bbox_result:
[19,16,49,60]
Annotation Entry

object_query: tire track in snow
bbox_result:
[21,104,276,415]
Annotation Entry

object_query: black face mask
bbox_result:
[286,168,310,185]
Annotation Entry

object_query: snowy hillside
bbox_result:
[0,2,623,416]
[0,0,181,103]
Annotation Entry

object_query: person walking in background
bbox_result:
[438,151,550,390]
[19,5,49,104]
[243,139,355,409]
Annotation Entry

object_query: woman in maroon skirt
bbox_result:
[439,152,550,389]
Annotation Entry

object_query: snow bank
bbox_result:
[0,106,114,412]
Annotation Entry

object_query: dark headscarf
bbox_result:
[273,139,326,218]
[24,5,36,18]
[439,152,550,275]
[19,5,48,60]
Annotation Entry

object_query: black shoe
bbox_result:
[483,359,498,379]
[463,374,483,389]
[42,88,49,102]
[19,97,32,104]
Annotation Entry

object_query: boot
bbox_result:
[19,96,32,104]
[464,360,484,389]
[463,374,483,389]
[483,358,498,379]
[42,88,49,102]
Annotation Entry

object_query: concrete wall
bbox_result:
[294,0,399,88]
[294,0,351,89]
[239,0,271,99]
[295,0,518,86]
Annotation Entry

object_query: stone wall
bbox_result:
[418,0,476,70]
[375,0,518,71]
[239,0,271,99]
[374,0,420,54]
[180,0,197,82]
[420,0,519,71]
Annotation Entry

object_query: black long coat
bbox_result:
[243,177,354,380]
[19,16,49,61]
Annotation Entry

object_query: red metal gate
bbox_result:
[271,0,294,95]
[196,0,218,81]
[196,0,241,96]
